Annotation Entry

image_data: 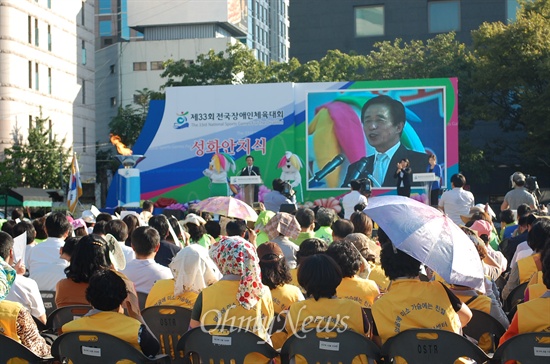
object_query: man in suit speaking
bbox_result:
[346,95,427,188]
[239,155,260,201]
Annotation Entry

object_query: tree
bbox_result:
[160,43,265,87]
[468,0,550,169]
[0,112,70,189]
[108,88,154,148]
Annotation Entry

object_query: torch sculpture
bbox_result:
[111,134,145,208]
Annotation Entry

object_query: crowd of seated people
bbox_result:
[0,192,548,362]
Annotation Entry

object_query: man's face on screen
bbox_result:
[362,104,402,153]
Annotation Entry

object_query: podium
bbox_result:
[413,173,440,205]
[230,176,262,206]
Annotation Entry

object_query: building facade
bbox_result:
[0,0,96,182]
[289,0,520,62]
[95,0,290,149]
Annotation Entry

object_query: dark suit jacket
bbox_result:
[394,167,412,189]
[239,165,261,201]
[346,144,428,187]
[239,166,260,176]
[154,240,181,267]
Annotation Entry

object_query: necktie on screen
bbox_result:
[248,167,252,175]
[373,153,389,186]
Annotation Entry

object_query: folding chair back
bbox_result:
[40,290,56,317]
[46,305,92,335]
[381,328,489,364]
[141,305,192,363]
[0,334,53,363]
[493,332,550,364]
[280,330,380,364]
[176,325,278,363]
[137,291,148,311]
[463,309,507,353]
[504,281,528,312]
[51,330,170,363]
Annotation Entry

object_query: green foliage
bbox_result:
[161,43,265,87]
[469,0,550,168]
[108,88,153,148]
[0,112,70,189]
[152,0,550,178]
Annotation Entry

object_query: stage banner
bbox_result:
[106,78,458,208]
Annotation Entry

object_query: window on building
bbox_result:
[83,127,86,152]
[506,0,519,23]
[29,115,33,130]
[47,0,51,9]
[34,19,39,46]
[82,79,86,104]
[110,64,115,74]
[81,40,86,65]
[48,68,52,94]
[28,61,32,88]
[28,16,32,43]
[110,97,117,107]
[99,20,112,36]
[81,1,85,25]
[355,5,384,37]
[99,0,111,14]
[35,63,39,90]
[49,119,52,142]
[133,62,147,71]
[103,38,113,46]
[47,25,51,51]
[150,61,164,70]
[428,1,460,33]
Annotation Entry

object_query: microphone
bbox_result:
[311,154,345,182]
[341,157,369,187]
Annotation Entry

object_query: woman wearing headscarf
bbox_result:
[146,244,222,309]
[263,212,301,269]
[0,257,51,357]
[189,236,274,345]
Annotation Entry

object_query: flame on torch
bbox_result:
[110,134,133,156]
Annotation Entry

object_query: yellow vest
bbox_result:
[285,297,365,335]
[145,279,197,309]
[271,284,303,314]
[288,269,305,294]
[368,263,391,292]
[200,280,273,342]
[269,284,303,351]
[451,290,493,352]
[0,300,22,342]
[517,297,550,334]
[451,291,492,314]
[527,271,544,287]
[518,253,541,283]
[285,297,368,364]
[372,279,462,344]
[336,276,379,308]
[526,284,548,301]
[62,311,142,351]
